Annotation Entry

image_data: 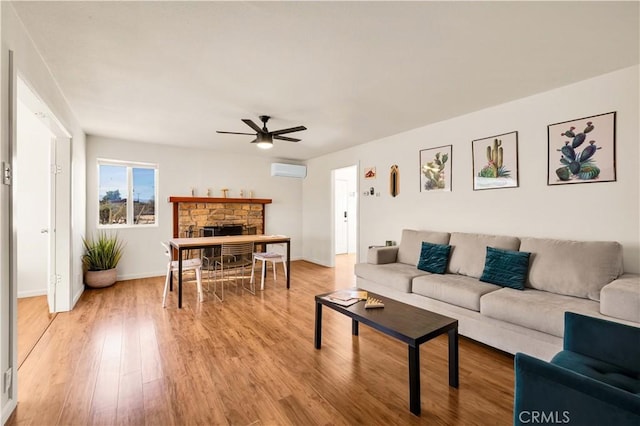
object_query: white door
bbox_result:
[47,137,57,312]
[15,98,56,311]
[335,179,349,254]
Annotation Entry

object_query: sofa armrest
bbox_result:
[514,353,640,426]
[564,312,640,374]
[366,246,399,264]
[600,274,640,323]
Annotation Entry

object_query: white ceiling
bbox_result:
[11,1,639,161]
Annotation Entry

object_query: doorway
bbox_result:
[15,77,67,366]
[333,165,357,283]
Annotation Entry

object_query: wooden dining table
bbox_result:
[168,234,291,308]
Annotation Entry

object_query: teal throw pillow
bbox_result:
[480,246,531,290]
[417,242,451,274]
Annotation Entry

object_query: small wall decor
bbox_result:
[390,165,399,197]
[548,112,616,185]
[364,167,376,179]
[363,186,378,197]
[472,131,519,190]
[420,145,452,192]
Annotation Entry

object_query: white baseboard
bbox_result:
[116,270,167,281]
[300,257,331,267]
[72,286,84,308]
[17,289,47,298]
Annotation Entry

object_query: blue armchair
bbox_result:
[514,312,640,426]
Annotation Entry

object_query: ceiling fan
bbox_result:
[217,115,307,149]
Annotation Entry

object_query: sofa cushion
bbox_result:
[412,274,501,311]
[366,246,399,264]
[600,275,640,323]
[551,350,640,394]
[397,229,451,266]
[480,288,601,337]
[354,262,430,293]
[447,232,521,278]
[520,237,624,301]
[480,247,531,290]
[417,242,451,274]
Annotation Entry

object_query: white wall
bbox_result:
[303,66,640,273]
[2,3,86,310]
[1,3,86,421]
[86,135,304,280]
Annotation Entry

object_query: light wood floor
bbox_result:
[17,295,57,368]
[8,255,514,425]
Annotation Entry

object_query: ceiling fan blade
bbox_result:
[216,131,256,135]
[273,135,300,142]
[270,125,307,136]
[242,119,263,133]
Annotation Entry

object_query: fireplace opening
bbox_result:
[202,224,244,237]
[201,224,245,258]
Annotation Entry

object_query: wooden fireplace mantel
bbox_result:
[168,196,273,238]
[168,196,272,205]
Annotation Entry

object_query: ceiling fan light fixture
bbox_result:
[256,140,273,149]
[256,132,273,149]
[217,115,305,149]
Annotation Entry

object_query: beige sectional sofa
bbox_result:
[355,229,640,361]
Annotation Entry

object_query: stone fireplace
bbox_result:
[169,196,273,239]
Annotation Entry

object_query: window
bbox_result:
[98,160,158,226]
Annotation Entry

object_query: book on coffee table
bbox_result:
[321,289,368,307]
[321,296,360,307]
[327,290,368,301]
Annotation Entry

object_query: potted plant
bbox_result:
[82,231,124,288]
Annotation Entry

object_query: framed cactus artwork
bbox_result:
[547,111,616,185]
[472,131,519,191]
[419,145,452,192]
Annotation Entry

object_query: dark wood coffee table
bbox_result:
[314,291,459,416]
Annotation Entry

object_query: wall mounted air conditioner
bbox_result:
[271,163,307,178]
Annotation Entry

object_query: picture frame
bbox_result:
[547,111,616,185]
[364,167,376,179]
[419,145,452,192]
[472,131,519,191]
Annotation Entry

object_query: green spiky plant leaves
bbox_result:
[496,166,511,178]
[82,231,125,271]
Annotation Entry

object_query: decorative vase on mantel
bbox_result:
[84,268,118,288]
